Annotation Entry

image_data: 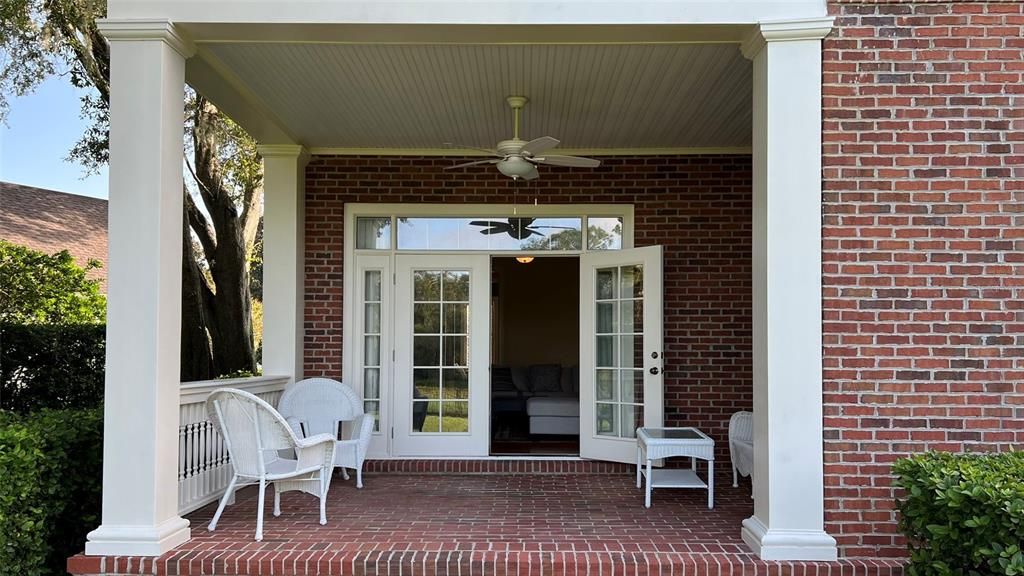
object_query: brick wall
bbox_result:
[304,155,753,461]
[822,0,1023,558]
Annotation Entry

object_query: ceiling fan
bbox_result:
[444,96,601,180]
[468,217,573,240]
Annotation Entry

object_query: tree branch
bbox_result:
[185,188,217,260]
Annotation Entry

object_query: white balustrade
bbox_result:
[177,375,289,515]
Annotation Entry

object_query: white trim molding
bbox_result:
[97,19,196,59]
[741,16,835,60]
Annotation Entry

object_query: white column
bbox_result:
[740,18,838,562]
[86,21,193,556]
[259,145,309,382]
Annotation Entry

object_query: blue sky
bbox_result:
[0,75,109,199]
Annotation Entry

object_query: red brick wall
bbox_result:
[304,155,753,461]
[822,0,1024,559]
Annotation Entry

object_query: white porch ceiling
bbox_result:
[200,42,752,152]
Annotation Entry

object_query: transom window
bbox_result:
[355,215,624,252]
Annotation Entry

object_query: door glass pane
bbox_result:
[364,368,380,399]
[414,303,440,333]
[596,336,617,367]
[413,336,439,366]
[364,335,380,365]
[443,303,468,334]
[596,403,616,436]
[592,264,645,439]
[443,271,470,301]
[596,268,617,300]
[411,268,473,434]
[365,270,382,301]
[596,302,616,334]
[596,370,617,401]
[365,303,381,334]
[414,271,441,301]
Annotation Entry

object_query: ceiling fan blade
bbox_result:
[521,165,540,181]
[445,159,500,170]
[520,136,560,156]
[479,227,509,235]
[469,220,508,228]
[443,142,503,157]
[532,155,601,168]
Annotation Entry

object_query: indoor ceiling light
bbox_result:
[515,256,534,264]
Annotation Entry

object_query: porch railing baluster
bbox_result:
[176,376,290,515]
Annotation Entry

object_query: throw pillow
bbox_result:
[530,364,562,393]
[510,366,531,393]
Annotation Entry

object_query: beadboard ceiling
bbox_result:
[202,42,752,152]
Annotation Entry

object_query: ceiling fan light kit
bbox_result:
[444,95,601,181]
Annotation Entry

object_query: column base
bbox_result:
[741,515,838,561]
[85,516,190,556]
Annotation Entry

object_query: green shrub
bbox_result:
[0,408,103,576]
[0,323,106,413]
[894,451,1024,576]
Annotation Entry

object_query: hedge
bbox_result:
[0,323,105,413]
[894,451,1024,576]
[0,408,103,576]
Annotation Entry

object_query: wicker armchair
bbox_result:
[278,378,375,489]
[729,410,754,494]
[205,388,335,541]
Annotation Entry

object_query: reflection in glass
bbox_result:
[397,217,583,251]
[364,335,380,365]
[597,302,616,334]
[620,369,641,404]
[414,271,441,301]
[413,336,440,366]
[621,265,643,298]
[443,303,468,334]
[620,404,638,438]
[596,336,617,368]
[413,303,440,334]
[413,369,440,397]
[621,300,642,334]
[356,217,392,249]
[444,368,469,399]
[443,335,468,367]
[443,271,470,301]
[596,403,616,436]
[364,270,382,301]
[596,370,616,401]
[621,335,641,369]
[364,368,380,399]
[587,217,623,250]
[364,303,381,334]
[596,268,617,300]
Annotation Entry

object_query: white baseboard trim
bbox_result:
[741,515,838,561]
[85,516,191,556]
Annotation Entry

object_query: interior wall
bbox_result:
[492,256,579,367]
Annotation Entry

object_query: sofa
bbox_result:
[492,364,579,435]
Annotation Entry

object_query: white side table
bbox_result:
[636,427,715,508]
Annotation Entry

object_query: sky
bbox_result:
[0,75,109,199]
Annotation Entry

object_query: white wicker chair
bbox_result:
[729,410,754,495]
[205,388,335,541]
[278,378,375,489]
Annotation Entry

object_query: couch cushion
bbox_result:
[527,396,580,417]
[530,364,562,393]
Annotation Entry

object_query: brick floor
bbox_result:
[69,471,905,575]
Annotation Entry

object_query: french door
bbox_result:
[579,246,664,464]
[392,255,490,456]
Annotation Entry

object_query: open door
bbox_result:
[579,246,664,463]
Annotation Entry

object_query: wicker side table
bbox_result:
[636,427,715,508]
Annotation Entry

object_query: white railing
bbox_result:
[177,375,290,515]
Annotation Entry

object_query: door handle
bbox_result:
[649,367,660,375]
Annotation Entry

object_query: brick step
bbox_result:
[69,550,906,576]
[362,458,633,475]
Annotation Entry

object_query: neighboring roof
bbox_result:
[0,181,109,291]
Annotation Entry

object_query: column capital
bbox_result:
[740,17,835,60]
[258,144,311,166]
[97,19,195,59]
